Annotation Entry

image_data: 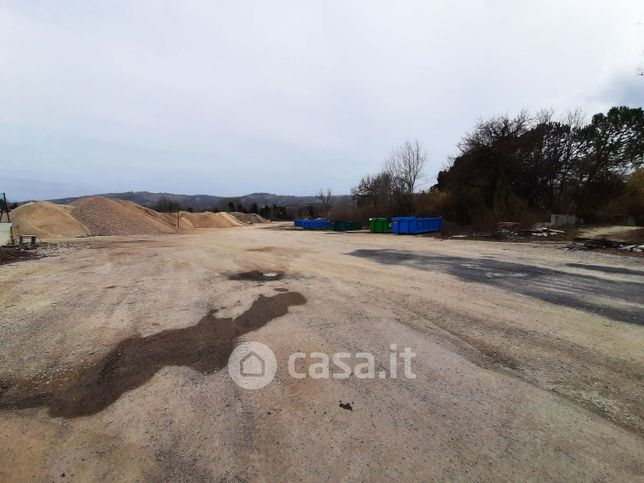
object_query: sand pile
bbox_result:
[9,197,249,239]
[229,212,268,224]
[164,212,246,230]
[10,202,92,239]
[179,211,245,228]
[71,197,178,236]
[158,213,191,230]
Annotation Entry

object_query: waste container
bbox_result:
[332,221,361,231]
[296,219,332,230]
[391,216,443,234]
[369,218,390,233]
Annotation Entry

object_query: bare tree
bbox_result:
[563,108,586,129]
[316,188,333,216]
[535,108,555,125]
[351,172,392,209]
[386,140,427,194]
[385,140,427,213]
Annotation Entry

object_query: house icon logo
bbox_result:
[240,351,265,377]
[228,342,276,389]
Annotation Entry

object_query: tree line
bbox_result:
[348,106,643,226]
[153,196,290,220]
[434,106,643,224]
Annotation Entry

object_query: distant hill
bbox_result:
[50,191,351,210]
[235,192,351,208]
[50,191,224,210]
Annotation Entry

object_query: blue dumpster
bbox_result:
[294,219,332,230]
[390,217,415,234]
[391,216,443,234]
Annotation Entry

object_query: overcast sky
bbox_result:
[1,0,643,201]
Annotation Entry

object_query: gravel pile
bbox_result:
[10,202,92,239]
[71,197,178,236]
[229,212,268,224]
[10,197,250,239]
[179,211,245,228]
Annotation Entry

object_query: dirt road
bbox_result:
[1,225,643,481]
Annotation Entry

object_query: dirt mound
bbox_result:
[158,212,192,231]
[179,211,245,228]
[229,212,268,224]
[9,198,246,239]
[10,202,92,239]
[159,212,198,231]
[71,197,178,236]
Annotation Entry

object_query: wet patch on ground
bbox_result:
[228,271,285,281]
[0,247,40,266]
[566,263,644,277]
[0,292,306,418]
[349,249,644,325]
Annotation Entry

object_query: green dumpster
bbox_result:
[369,218,390,233]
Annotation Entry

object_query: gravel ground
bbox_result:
[0,225,642,481]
